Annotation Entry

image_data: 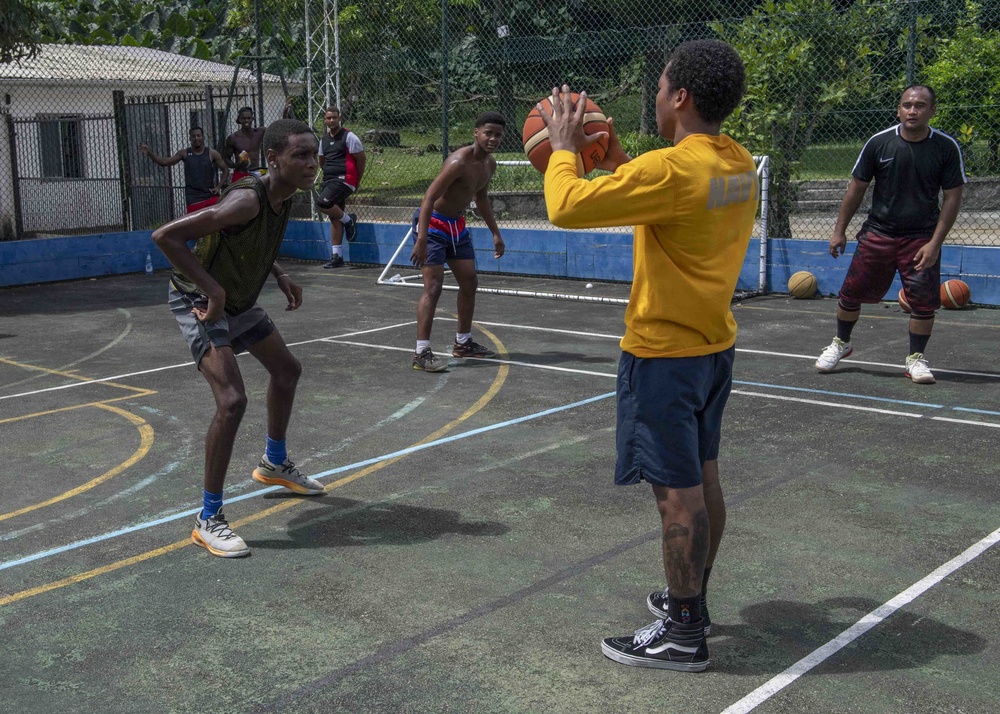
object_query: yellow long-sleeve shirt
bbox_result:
[544,134,759,358]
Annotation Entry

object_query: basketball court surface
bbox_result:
[1,265,998,713]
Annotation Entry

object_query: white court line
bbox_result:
[325,338,1000,429]
[0,321,417,402]
[730,390,921,418]
[459,320,1000,380]
[329,339,617,379]
[721,524,1000,714]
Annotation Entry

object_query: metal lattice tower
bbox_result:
[304,0,341,129]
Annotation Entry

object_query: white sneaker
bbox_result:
[815,337,853,373]
[192,512,250,558]
[905,353,936,384]
[253,456,324,495]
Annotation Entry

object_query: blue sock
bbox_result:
[202,490,223,520]
[266,436,287,464]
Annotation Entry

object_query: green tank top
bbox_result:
[171,174,291,315]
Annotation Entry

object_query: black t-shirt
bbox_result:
[183,148,216,205]
[852,125,966,237]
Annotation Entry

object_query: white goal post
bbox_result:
[375,155,770,303]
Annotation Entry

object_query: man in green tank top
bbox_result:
[153,119,324,558]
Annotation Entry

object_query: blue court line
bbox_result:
[0,391,616,573]
[732,380,945,409]
[952,406,1000,416]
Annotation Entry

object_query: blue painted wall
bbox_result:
[2,221,999,307]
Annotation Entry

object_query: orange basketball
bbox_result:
[940,279,970,309]
[522,93,609,174]
[898,288,912,314]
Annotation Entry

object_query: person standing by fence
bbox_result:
[316,106,366,269]
[814,84,966,384]
[140,127,230,214]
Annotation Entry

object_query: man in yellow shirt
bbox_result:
[540,39,757,671]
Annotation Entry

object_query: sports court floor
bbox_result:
[1,264,998,713]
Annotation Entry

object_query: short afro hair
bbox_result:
[901,84,936,106]
[665,40,746,125]
[476,111,506,129]
[263,119,315,154]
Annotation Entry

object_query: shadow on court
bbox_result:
[250,496,510,550]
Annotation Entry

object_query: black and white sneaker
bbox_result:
[344,214,357,242]
[647,589,712,636]
[601,618,709,672]
[323,255,345,269]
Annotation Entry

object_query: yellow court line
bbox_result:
[0,392,156,426]
[0,403,155,523]
[0,357,152,395]
[0,324,510,607]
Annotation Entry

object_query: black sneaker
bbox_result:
[323,255,345,269]
[647,589,712,636]
[452,339,496,358]
[344,214,357,242]
[412,347,448,372]
[601,618,709,671]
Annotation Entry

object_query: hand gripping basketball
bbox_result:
[523,86,609,174]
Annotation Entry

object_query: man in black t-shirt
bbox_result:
[815,85,966,384]
[140,127,230,213]
[316,106,367,268]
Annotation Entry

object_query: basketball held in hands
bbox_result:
[522,93,609,174]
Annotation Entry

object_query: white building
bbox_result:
[0,44,302,238]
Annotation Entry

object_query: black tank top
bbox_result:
[171,174,291,315]
[183,148,215,204]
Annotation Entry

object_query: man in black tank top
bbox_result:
[153,119,325,558]
[316,106,366,268]
[815,85,966,384]
[140,127,231,214]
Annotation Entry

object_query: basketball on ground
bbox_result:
[898,288,912,313]
[940,279,970,309]
[522,93,609,174]
[788,270,817,299]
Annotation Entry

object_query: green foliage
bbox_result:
[714,0,890,236]
[924,1,1000,173]
[1,0,43,63]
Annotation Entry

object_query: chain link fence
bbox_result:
[2,0,998,246]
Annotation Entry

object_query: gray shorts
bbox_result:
[168,284,275,366]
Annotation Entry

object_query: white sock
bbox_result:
[416,339,430,354]
[339,213,353,224]
[456,332,471,344]
[331,245,343,257]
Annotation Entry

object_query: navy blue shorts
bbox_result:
[412,209,475,266]
[615,347,735,489]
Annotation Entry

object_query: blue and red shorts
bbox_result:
[839,227,940,317]
[412,209,475,266]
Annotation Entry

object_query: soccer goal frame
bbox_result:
[375,156,770,304]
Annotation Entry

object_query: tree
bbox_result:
[924,0,1000,173]
[1,0,43,64]
[715,0,888,238]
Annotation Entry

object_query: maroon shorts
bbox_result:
[186,196,220,214]
[839,228,940,316]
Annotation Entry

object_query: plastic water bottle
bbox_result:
[387,273,402,283]
[145,252,153,275]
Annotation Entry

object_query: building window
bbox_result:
[38,115,83,178]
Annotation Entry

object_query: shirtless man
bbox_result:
[409,111,506,372]
[224,98,292,180]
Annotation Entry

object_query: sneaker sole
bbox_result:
[413,363,449,372]
[905,371,936,384]
[191,529,250,558]
[452,352,497,359]
[815,346,853,372]
[252,469,324,495]
[600,641,709,672]
[646,601,713,636]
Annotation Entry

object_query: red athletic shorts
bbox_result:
[839,227,940,316]
[186,196,220,214]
